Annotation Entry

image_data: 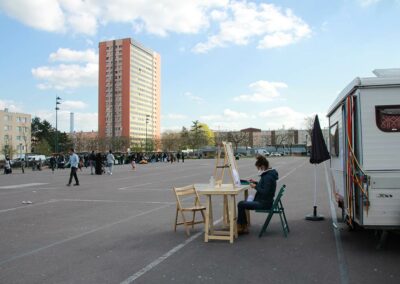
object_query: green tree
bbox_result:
[34,140,52,156]
[198,123,215,146]
[31,117,72,153]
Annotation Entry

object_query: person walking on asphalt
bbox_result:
[106,150,115,175]
[66,148,80,186]
[181,152,185,163]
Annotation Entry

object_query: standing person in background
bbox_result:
[176,152,181,163]
[50,154,56,173]
[95,153,103,175]
[4,156,12,174]
[106,150,115,175]
[89,150,96,175]
[66,148,80,186]
[181,152,185,163]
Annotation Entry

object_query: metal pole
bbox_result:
[56,97,58,153]
[145,119,148,152]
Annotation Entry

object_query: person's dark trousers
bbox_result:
[68,167,79,185]
[237,201,268,225]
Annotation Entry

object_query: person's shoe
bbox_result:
[66,184,71,186]
[73,184,80,186]
[238,224,249,235]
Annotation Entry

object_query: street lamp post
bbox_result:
[55,96,62,153]
[145,115,150,152]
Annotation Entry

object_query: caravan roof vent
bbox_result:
[372,68,400,78]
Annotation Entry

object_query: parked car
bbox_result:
[270,152,283,157]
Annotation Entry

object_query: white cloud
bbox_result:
[0,0,65,32]
[0,1,310,53]
[200,108,253,130]
[184,92,204,104]
[49,48,97,63]
[358,0,381,7]
[193,1,311,53]
[164,113,187,120]
[0,0,228,36]
[32,48,98,90]
[234,81,287,102]
[0,99,23,112]
[258,107,328,129]
[61,100,87,110]
[33,110,98,132]
[32,63,98,90]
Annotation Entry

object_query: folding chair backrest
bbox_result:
[173,185,200,209]
[271,185,286,209]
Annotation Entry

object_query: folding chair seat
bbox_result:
[173,185,206,236]
[256,185,290,238]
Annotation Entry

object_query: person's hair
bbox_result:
[109,150,112,153]
[255,155,269,169]
[70,148,74,152]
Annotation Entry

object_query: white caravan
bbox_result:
[327,69,400,230]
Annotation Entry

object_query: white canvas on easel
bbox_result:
[214,142,241,187]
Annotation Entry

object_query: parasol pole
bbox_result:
[306,164,324,221]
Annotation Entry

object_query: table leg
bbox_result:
[223,195,229,226]
[204,195,210,242]
[229,195,234,244]
[244,189,251,225]
[234,195,238,238]
[209,195,214,235]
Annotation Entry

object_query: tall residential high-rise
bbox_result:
[98,38,161,147]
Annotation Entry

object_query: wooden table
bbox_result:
[196,184,249,244]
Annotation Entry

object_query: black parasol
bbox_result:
[306,115,330,221]
[310,115,330,164]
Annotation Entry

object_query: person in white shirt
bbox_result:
[66,148,80,186]
[106,150,115,175]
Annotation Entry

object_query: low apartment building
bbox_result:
[0,108,31,159]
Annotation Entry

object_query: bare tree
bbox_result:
[226,131,249,153]
[304,116,315,140]
[262,133,272,147]
[161,131,180,152]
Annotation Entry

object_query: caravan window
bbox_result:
[375,105,400,132]
[329,123,339,157]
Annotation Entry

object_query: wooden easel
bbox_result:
[214,142,242,226]
[214,142,239,186]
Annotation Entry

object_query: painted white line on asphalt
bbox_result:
[324,163,349,284]
[120,218,223,284]
[277,160,307,182]
[0,203,172,267]
[118,182,153,190]
[0,199,58,214]
[0,183,48,189]
[57,199,173,205]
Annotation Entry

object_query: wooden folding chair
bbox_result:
[173,185,206,236]
[256,185,290,238]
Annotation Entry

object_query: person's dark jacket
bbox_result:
[254,169,279,208]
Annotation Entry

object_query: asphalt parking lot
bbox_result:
[0,157,399,284]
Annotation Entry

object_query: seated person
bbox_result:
[237,155,278,234]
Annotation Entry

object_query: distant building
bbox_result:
[98,38,161,147]
[0,108,31,159]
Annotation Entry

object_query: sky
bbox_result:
[0,0,399,133]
